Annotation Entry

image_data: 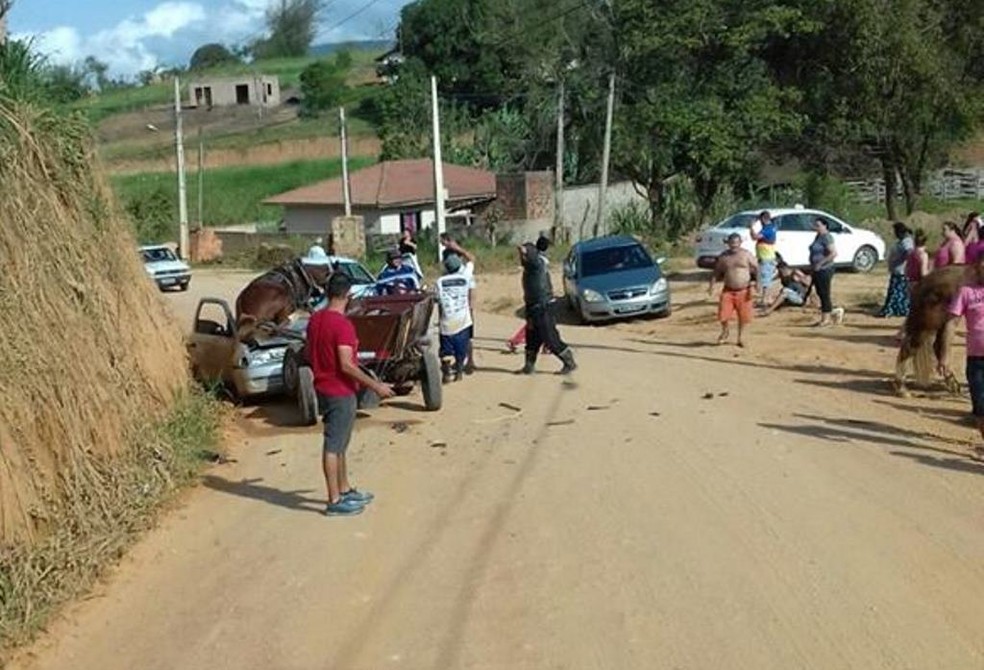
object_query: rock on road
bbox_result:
[10,269,984,670]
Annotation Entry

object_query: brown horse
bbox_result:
[235,258,325,341]
[894,264,969,396]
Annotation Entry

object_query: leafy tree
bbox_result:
[777,0,983,218]
[45,63,90,102]
[610,0,809,233]
[298,58,347,117]
[82,55,109,90]
[189,43,238,70]
[252,0,325,59]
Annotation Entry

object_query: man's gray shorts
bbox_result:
[318,394,357,454]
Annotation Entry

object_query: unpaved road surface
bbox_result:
[10,268,984,670]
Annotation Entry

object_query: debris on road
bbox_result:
[586,405,610,411]
[266,449,282,456]
[547,419,575,427]
[391,422,410,433]
[499,402,522,412]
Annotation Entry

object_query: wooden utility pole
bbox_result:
[173,77,189,259]
[431,75,447,261]
[554,78,565,241]
[595,72,616,237]
[197,125,204,226]
[339,107,352,216]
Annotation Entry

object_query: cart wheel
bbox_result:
[420,350,443,412]
[297,366,318,427]
[282,349,301,397]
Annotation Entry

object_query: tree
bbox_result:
[298,58,347,117]
[82,55,109,90]
[189,43,238,70]
[610,0,809,233]
[776,0,983,218]
[252,0,326,59]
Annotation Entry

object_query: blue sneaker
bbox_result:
[341,488,374,504]
[324,498,366,516]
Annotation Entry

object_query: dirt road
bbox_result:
[11,268,984,670]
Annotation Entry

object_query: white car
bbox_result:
[694,207,886,273]
[140,244,191,291]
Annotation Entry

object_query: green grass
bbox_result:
[77,49,382,124]
[99,107,378,163]
[111,156,376,234]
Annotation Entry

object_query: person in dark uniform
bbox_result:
[518,237,577,374]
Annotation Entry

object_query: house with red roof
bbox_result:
[263,158,497,237]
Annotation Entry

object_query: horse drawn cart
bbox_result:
[282,291,443,425]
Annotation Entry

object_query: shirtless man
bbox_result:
[708,233,758,347]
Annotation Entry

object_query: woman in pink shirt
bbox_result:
[933,222,965,268]
[963,213,984,264]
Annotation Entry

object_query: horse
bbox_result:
[235,258,325,342]
[893,264,969,396]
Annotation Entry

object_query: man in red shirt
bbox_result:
[306,273,394,516]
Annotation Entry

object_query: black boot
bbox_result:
[441,359,452,384]
[558,348,577,375]
[519,351,537,374]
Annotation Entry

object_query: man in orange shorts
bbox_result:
[709,233,758,347]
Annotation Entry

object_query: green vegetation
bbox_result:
[113,156,375,240]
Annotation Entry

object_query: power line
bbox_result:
[326,0,387,33]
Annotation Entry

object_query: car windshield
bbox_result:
[335,261,374,284]
[580,244,653,278]
[714,213,758,230]
[141,247,177,263]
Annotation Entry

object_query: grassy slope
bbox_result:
[86,49,381,145]
[111,156,376,231]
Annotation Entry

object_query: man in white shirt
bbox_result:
[435,243,476,383]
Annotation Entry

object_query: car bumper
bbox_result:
[229,363,286,397]
[580,292,671,322]
[155,274,191,287]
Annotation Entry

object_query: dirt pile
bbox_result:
[0,98,188,544]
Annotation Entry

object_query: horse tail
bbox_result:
[911,335,936,386]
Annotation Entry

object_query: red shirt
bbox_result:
[306,309,359,397]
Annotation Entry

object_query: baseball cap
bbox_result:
[444,254,463,273]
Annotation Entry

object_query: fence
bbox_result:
[845,168,984,204]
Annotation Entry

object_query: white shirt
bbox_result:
[435,262,474,335]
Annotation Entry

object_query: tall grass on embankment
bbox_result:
[0,40,221,660]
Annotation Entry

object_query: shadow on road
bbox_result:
[201,475,324,514]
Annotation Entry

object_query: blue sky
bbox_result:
[9,0,405,77]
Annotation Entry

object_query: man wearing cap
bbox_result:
[377,249,420,292]
[518,236,577,374]
[435,242,477,382]
[301,244,334,304]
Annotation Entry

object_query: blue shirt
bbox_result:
[377,264,420,289]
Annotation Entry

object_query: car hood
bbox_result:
[145,259,190,274]
[577,266,659,292]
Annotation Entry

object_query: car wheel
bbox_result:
[282,349,301,397]
[852,245,878,273]
[296,366,318,427]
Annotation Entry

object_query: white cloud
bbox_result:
[23,2,207,76]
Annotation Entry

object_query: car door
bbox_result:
[187,299,238,382]
[774,213,814,267]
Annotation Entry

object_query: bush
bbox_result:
[124,185,174,243]
[298,58,348,118]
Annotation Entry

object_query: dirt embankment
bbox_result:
[0,100,188,544]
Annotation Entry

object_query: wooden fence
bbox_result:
[845,168,984,204]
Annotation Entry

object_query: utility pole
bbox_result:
[431,75,447,261]
[197,125,204,226]
[596,72,616,237]
[554,78,565,241]
[173,76,189,260]
[339,107,352,217]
